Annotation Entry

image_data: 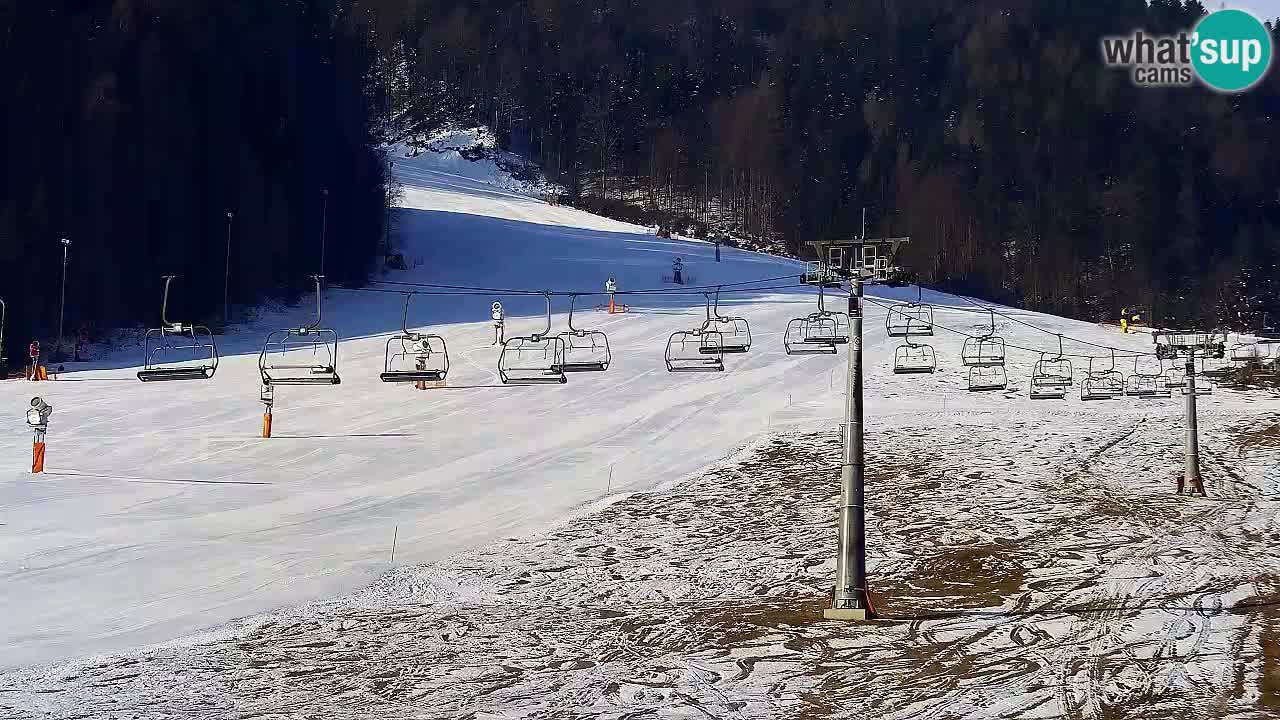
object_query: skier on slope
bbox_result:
[75,323,89,362]
[672,257,684,285]
[491,301,505,345]
[605,276,620,314]
[28,340,40,381]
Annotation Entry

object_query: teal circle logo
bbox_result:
[1191,9,1273,92]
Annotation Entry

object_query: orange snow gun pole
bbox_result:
[32,441,45,473]
[262,409,273,438]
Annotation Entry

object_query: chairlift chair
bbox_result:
[1028,336,1073,399]
[703,288,751,354]
[1080,351,1124,401]
[784,284,849,356]
[556,295,611,372]
[893,318,937,374]
[498,293,568,384]
[665,328,726,372]
[1230,338,1264,364]
[1030,362,1071,399]
[1125,356,1170,398]
[961,310,1007,367]
[886,286,934,338]
[138,276,219,382]
[968,365,1008,392]
[807,283,850,344]
[380,293,449,383]
[1164,359,1213,394]
[784,316,839,355]
[259,275,341,386]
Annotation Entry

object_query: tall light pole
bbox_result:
[385,160,393,262]
[319,188,329,283]
[57,238,70,361]
[224,212,234,324]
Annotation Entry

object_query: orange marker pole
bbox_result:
[609,295,616,314]
[262,409,273,439]
[32,441,45,473]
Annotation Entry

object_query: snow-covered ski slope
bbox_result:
[0,143,1259,675]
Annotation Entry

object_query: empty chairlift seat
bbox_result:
[893,341,936,374]
[961,311,1007,368]
[705,316,751,354]
[1230,340,1264,363]
[1029,342,1073,400]
[1124,357,1170,399]
[886,304,934,337]
[892,316,935,374]
[665,328,726,372]
[498,293,568,384]
[968,365,1008,392]
[784,284,849,356]
[138,275,220,381]
[259,275,341,386]
[1029,366,1071,398]
[137,276,219,382]
[886,286,934,338]
[500,335,568,384]
[784,316,839,355]
[557,295,611,373]
[703,290,751,354]
[1080,352,1124,401]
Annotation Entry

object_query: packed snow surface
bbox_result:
[2,140,1279,718]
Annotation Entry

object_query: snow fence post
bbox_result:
[825,277,871,621]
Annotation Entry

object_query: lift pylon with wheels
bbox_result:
[498,292,568,384]
[138,275,219,382]
[380,293,449,384]
[259,275,341,386]
[557,295,611,372]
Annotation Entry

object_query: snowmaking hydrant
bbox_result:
[26,396,52,473]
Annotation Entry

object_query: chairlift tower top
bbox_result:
[804,235,910,286]
[1152,329,1228,360]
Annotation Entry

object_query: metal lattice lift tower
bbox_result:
[807,215,910,621]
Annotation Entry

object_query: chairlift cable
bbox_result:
[909,284,1160,358]
[370,273,803,298]
[861,296,1158,361]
